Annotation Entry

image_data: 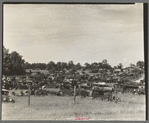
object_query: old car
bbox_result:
[92,88,121,102]
[2,89,15,103]
[47,84,62,96]
[123,82,140,93]
[79,83,92,97]
[92,82,114,92]
[60,81,80,96]
[91,82,121,102]
[138,84,145,94]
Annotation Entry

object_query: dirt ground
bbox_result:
[2,93,146,121]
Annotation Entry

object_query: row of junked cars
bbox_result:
[2,79,145,103]
[2,81,115,102]
[46,81,121,102]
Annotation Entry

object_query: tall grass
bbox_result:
[2,93,145,120]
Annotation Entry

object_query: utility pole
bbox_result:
[28,83,31,106]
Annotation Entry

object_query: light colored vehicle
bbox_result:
[138,85,145,94]
[2,89,15,103]
[92,82,113,92]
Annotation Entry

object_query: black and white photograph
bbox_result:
[2,3,145,120]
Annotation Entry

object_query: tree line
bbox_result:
[3,47,25,76]
[3,46,144,76]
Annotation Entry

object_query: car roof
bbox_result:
[2,89,9,92]
[93,82,106,85]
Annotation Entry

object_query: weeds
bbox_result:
[2,93,145,120]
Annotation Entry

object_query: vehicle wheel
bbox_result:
[11,100,15,103]
[115,99,118,103]
[118,98,121,102]
[92,97,95,100]
[115,97,121,103]
[3,98,7,102]
[12,92,16,96]
[59,91,62,96]
[109,97,113,101]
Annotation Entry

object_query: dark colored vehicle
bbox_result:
[91,83,121,103]
[60,82,80,96]
[79,83,92,97]
[92,89,121,102]
[46,84,62,96]
[123,82,140,93]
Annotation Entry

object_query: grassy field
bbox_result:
[2,93,145,121]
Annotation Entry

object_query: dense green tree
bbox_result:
[3,47,25,76]
[130,63,135,68]
[3,47,13,76]
[75,63,81,70]
[84,63,90,69]
[24,62,31,69]
[117,63,123,69]
[136,61,144,68]
[98,62,103,69]
[61,62,67,70]
[38,63,46,70]
[47,61,56,70]
[90,62,98,69]
[10,51,25,75]
[56,62,62,70]
[68,61,74,69]
[24,62,47,70]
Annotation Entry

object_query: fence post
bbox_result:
[28,83,30,106]
[73,85,76,104]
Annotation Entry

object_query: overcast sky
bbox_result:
[4,3,144,67]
